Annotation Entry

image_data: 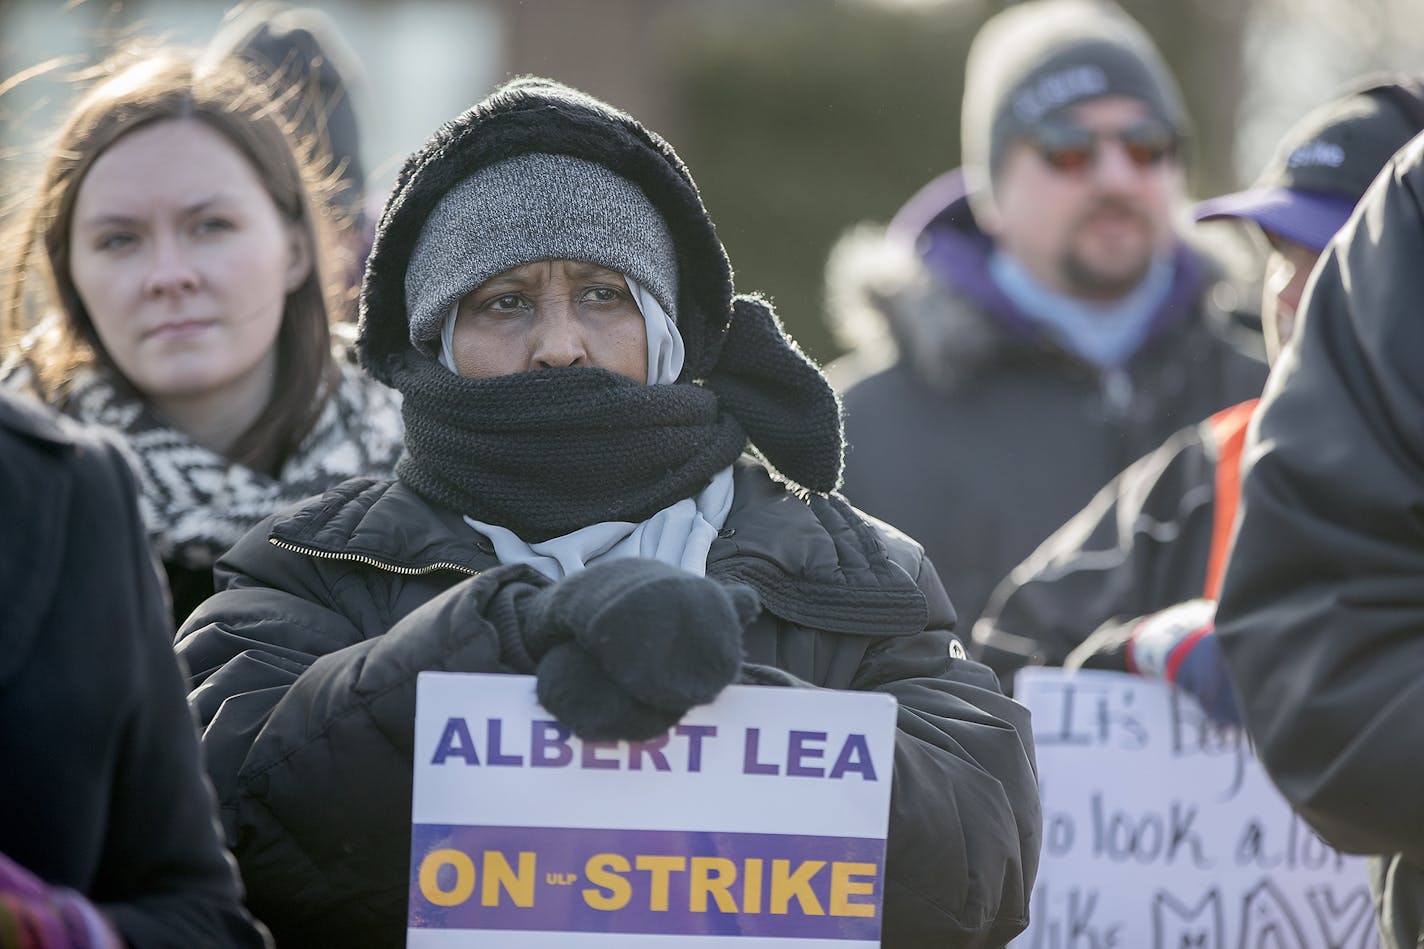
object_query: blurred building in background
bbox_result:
[3,0,1423,364]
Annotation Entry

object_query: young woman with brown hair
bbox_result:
[2,47,403,628]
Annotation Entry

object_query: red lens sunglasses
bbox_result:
[1029,120,1180,174]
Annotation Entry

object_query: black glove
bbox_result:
[526,559,761,741]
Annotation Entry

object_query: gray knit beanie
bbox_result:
[962,0,1188,209]
[405,152,679,355]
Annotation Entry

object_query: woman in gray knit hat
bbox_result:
[177,77,1040,948]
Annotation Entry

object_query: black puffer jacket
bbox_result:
[1217,133,1424,947]
[0,391,268,948]
[179,460,1040,947]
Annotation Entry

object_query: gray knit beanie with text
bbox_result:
[962,0,1188,210]
[405,152,679,356]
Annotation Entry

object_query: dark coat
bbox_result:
[973,400,1255,683]
[0,348,404,634]
[827,172,1268,633]
[1216,135,1424,948]
[0,391,268,949]
[177,460,1041,948]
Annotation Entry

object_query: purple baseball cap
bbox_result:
[1193,188,1358,253]
[1194,77,1424,252]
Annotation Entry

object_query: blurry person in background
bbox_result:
[827,0,1266,639]
[204,1,374,314]
[1214,124,1424,948]
[1,48,403,630]
[0,388,269,948]
[970,77,1424,715]
[176,77,1041,948]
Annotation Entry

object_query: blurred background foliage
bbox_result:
[668,2,978,361]
[4,0,1423,365]
[665,0,1250,361]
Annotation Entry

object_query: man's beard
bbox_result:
[1060,197,1158,300]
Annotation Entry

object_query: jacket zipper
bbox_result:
[268,537,479,577]
[1100,368,1134,421]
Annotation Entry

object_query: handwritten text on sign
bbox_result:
[1013,668,1376,949]
[408,673,898,948]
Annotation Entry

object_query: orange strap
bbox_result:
[1203,399,1260,600]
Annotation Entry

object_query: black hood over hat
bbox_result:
[358,77,844,501]
[358,77,734,386]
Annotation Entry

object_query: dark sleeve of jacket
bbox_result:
[97,449,272,949]
[176,528,553,943]
[972,424,1217,684]
[0,395,269,949]
[835,532,1040,947]
[1216,140,1424,865]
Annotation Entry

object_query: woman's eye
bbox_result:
[487,294,525,311]
[584,286,620,303]
[194,218,234,236]
[96,232,136,252]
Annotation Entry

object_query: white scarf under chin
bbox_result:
[445,276,735,580]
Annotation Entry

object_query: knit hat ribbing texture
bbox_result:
[962,0,1187,202]
[405,153,679,356]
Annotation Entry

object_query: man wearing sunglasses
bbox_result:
[829,0,1266,642]
[972,78,1424,715]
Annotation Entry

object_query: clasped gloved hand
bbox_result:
[1124,598,1241,727]
[523,559,761,741]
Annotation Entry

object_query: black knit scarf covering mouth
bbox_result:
[391,296,844,543]
[394,358,747,542]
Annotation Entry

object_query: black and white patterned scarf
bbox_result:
[61,361,405,569]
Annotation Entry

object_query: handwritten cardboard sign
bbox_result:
[407,672,898,948]
[1013,668,1377,949]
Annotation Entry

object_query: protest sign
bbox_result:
[407,673,898,948]
[1013,668,1376,949]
